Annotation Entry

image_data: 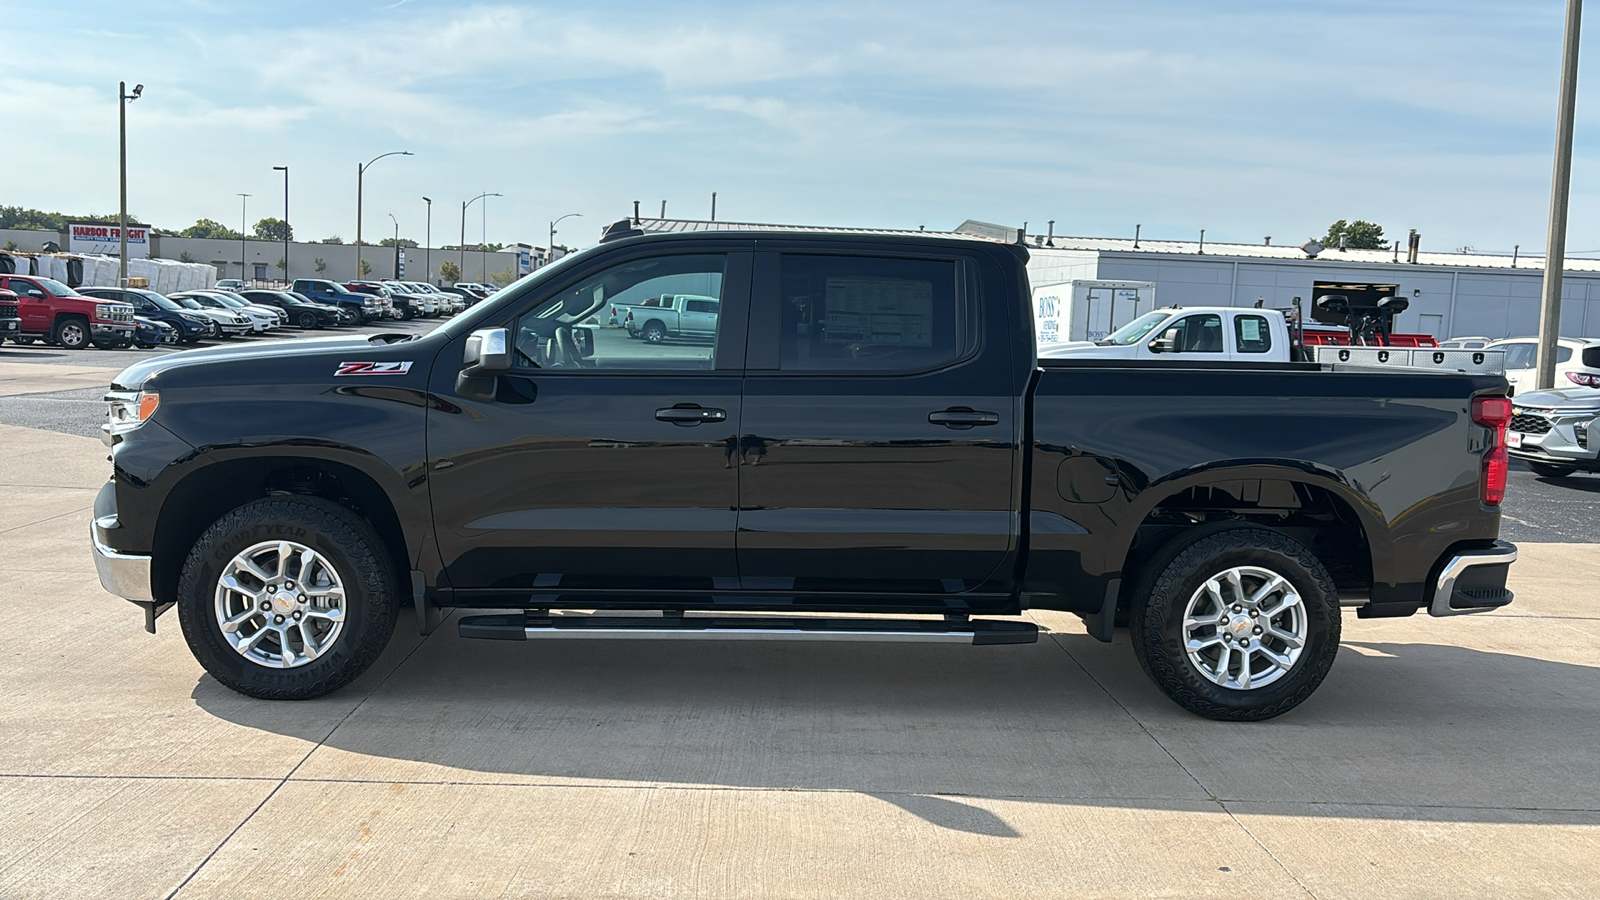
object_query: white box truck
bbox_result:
[1032,280,1157,345]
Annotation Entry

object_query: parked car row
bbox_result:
[0,272,464,352]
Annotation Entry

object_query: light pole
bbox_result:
[356,150,412,279]
[422,197,432,285]
[388,213,400,278]
[272,165,288,284]
[460,191,502,283]
[118,82,143,286]
[237,193,251,282]
[549,213,581,267]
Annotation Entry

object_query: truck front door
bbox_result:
[426,248,752,600]
[735,247,1022,609]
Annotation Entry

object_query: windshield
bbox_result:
[174,296,204,310]
[129,289,182,310]
[29,278,76,297]
[1101,311,1172,346]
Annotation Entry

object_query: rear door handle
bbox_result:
[655,404,727,425]
[928,407,1000,429]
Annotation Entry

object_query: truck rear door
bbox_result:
[735,244,1022,608]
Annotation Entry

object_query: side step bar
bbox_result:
[458,613,1038,645]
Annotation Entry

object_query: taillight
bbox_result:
[1472,396,1513,505]
[1564,371,1598,387]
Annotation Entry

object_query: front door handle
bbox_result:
[655,404,727,425]
[929,407,1000,429]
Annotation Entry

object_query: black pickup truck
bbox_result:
[92,223,1518,720]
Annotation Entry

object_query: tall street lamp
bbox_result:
[118,81,143,286]
[388,213,400,278]
[237,193,251,282]
[460,191,502,282]
[356,150,412,279]
[549,213,581,268]
[422,197,432,285]
[272,165,289,284]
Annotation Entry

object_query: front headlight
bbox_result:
[102,389,159,445]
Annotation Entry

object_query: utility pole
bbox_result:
[389,213,400,278]
[1538,0,1584,390]
[710,191,717,222]
[118,82,142,286]
[237,193,251,282]
[550,213,581,268]
[273,165,289,283]
[423,197,432,285]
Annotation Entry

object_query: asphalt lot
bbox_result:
[0,414,1597,899]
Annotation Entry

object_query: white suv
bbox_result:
[1486,337,1600,392]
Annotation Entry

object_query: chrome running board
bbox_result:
[457,613,1038,645]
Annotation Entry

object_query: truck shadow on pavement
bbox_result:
[192,620,1600,835]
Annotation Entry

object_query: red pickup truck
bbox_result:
[0,274,135,349]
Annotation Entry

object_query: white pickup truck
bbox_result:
[622,293,720,343]
[1040,306,1292,361]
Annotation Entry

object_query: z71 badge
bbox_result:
[335,361,414,376]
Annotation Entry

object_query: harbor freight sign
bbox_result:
[68,223,150,257]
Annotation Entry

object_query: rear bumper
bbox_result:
[1429,540,1516,616]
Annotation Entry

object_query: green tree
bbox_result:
[320,235,344,244]
[1319,219,1386,250]
[276,256,287,274]
[180,218,243,240]
[359,258,372,277]
[378,237,417,247]
[489,268,518,287]
[253,217,293,241]
[439,260,461,283]
[178,251,196,263]
[314,258,328,273]
[3,241,15,251]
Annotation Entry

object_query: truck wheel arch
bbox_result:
[1115,467,1381,606]
[150,454,413,607]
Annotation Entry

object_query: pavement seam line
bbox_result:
[1219,801,1322,900]
[0,504,94,535]
[161,609,456,900]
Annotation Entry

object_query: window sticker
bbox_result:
[822,277,934,347]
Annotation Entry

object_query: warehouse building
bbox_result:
[988,223,1600,341]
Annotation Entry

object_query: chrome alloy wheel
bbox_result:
[1182,565,1307,690]
[213,540,346,668]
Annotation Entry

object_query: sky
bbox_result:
[2,0,1597,255]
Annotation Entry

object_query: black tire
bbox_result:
[93,338,119,350]
[14,336,34,344]
[1528,461,1577,478]
[53,317,89,350]
[134,341,155,349]
[401,307,415,321]
[1130,525,1341,721]
[298,311,318,329]
[643,321,667,344]
[176,496,399,700]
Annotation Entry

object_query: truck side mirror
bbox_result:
[458,327,511,401]
[1149,330,1178,354]
[573,327,594,358]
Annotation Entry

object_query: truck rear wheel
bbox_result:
[176,496,399,700]
[643,321,667,343]
[53,317,89,350]
[1131,526,1340,721]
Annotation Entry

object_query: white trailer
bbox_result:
[1032,279,1156,344]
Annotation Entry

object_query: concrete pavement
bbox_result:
[1,422,1597,899]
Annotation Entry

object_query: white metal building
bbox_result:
[1007,228,1600,341]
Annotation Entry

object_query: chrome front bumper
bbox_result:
[1430,541,1517,616]
[92,514,152,603]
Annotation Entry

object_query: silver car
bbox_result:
[1507,388,1600,477]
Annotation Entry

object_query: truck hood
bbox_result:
[112,333,418,389]
[1511,387,1600,412]
[1038,341,1129,358]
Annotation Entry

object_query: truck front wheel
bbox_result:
[1131,526,1340,721]
[53,317,89,350]
[176,496,399,700]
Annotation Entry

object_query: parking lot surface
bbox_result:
[1,344,1598,899]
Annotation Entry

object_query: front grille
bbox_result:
[1510,412,1552,435]
[0,302,17,319]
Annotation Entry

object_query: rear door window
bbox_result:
[1233,314,1272,353]
[775,254,971,372]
